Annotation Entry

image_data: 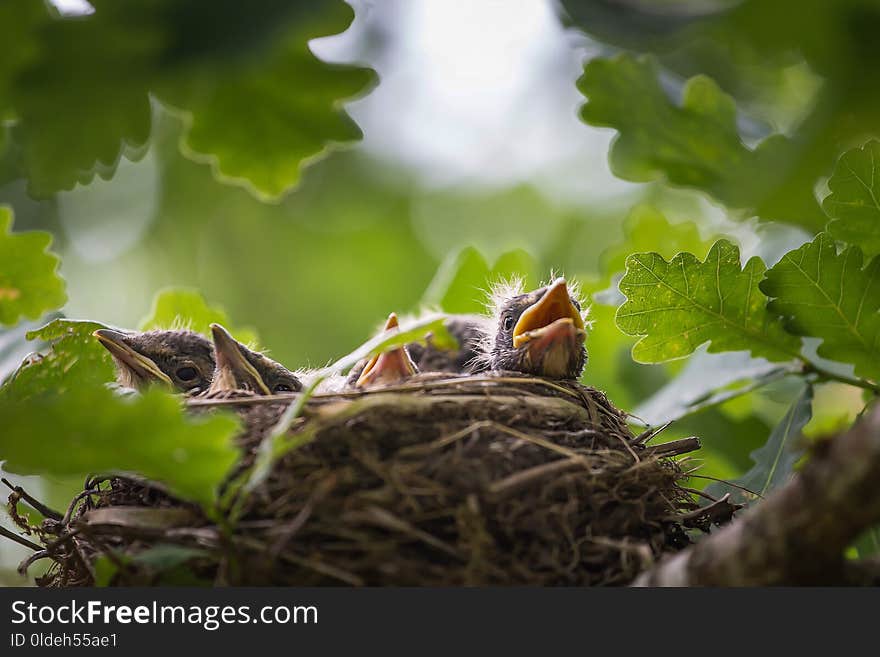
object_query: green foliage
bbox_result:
[600,204,716,279]
[94,543,210,586]
[617,239,800,363]
[1,314,239,511]
[0,207,66,326]
[761,234,880,381]
[139,287,258,346]
[1,319,112,400]
[159,2,374,200]
[708,385,813,504]
[577,55,820,226]
[854,526,880,558]
[823,141,880,258]
[421,247,537,314]
[3,0,880,581]
[10,1,157,195]
[0,386,239,509]
[0,0,373,199]
[802,383,865,439]
[566,0,880,231]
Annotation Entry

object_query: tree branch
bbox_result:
[801,360,880,395]
[634,402,880,585]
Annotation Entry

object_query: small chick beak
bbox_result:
[512,278,585,349]
[209,323,271,395]
[93,329,173,386]
[355,313,418,388]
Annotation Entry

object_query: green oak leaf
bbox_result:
[0,385,239,509]
[138,287,258,346]
[761,233,880,381]
[0,319,113,401]
[707,385,813,504]
[823,140,880,258]
[11,1,158,195]
[0,207,66,326]
[577,54,821,226]
[158,2,375,201]
[4,0,373,199]
[600,204,716,279]
[617,239,800,363]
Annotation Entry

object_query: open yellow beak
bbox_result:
[209,323,271,395]
[93,329,173,385]
[512,278,585,349]
[355,313,417,388]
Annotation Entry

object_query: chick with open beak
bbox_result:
[489,278,587,380]
[93,329,215,394]
[206,323,302,396]
[347,313,418,389]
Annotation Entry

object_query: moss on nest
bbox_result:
[22,375,702,586]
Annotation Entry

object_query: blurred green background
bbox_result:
[1,0,877,582]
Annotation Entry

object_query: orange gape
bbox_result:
[355,313,418,388]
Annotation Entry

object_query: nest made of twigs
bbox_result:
[19,375,707,586]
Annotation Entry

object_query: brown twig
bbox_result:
[2,477,63,521]
[634,404,880,585]
[0,525,43,551]
[642,437,701,458]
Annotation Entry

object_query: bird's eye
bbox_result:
[503,315,515,331]
[273,383,293,393]
[175,366,198,382]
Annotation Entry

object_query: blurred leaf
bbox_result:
[577,54,821,226]
[854,526,880,558]
[0,207,66,326]
[0,319,112,401]
[0,386,239,508]
[132,543,207,569]
[93,556,118,587]
[802,382,866,439]
[558,0,706,48]
[600,204,716,280]
[1,0,373,199]
[412,185,570,263]
[160,1,374,201]
[0,0,43,116]
[0,317,55,383]
[10,1,158,195]
[761,234,880,380]
[617,239,801,363]
[421,247,490,314]
[634,349,784,425]
[708,385,813,504]
[563,1,880,234]
[138,287,258,346]
[421,247,537,314]
[824,140,880,258]
[677,405,773,475]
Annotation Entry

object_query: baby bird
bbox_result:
[205,323,302,396]
[406,314,489,374]
[93,328,215,394]
[346,313,418,389]
[486,277,587,380]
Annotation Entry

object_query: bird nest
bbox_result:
[17,375,707,586]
